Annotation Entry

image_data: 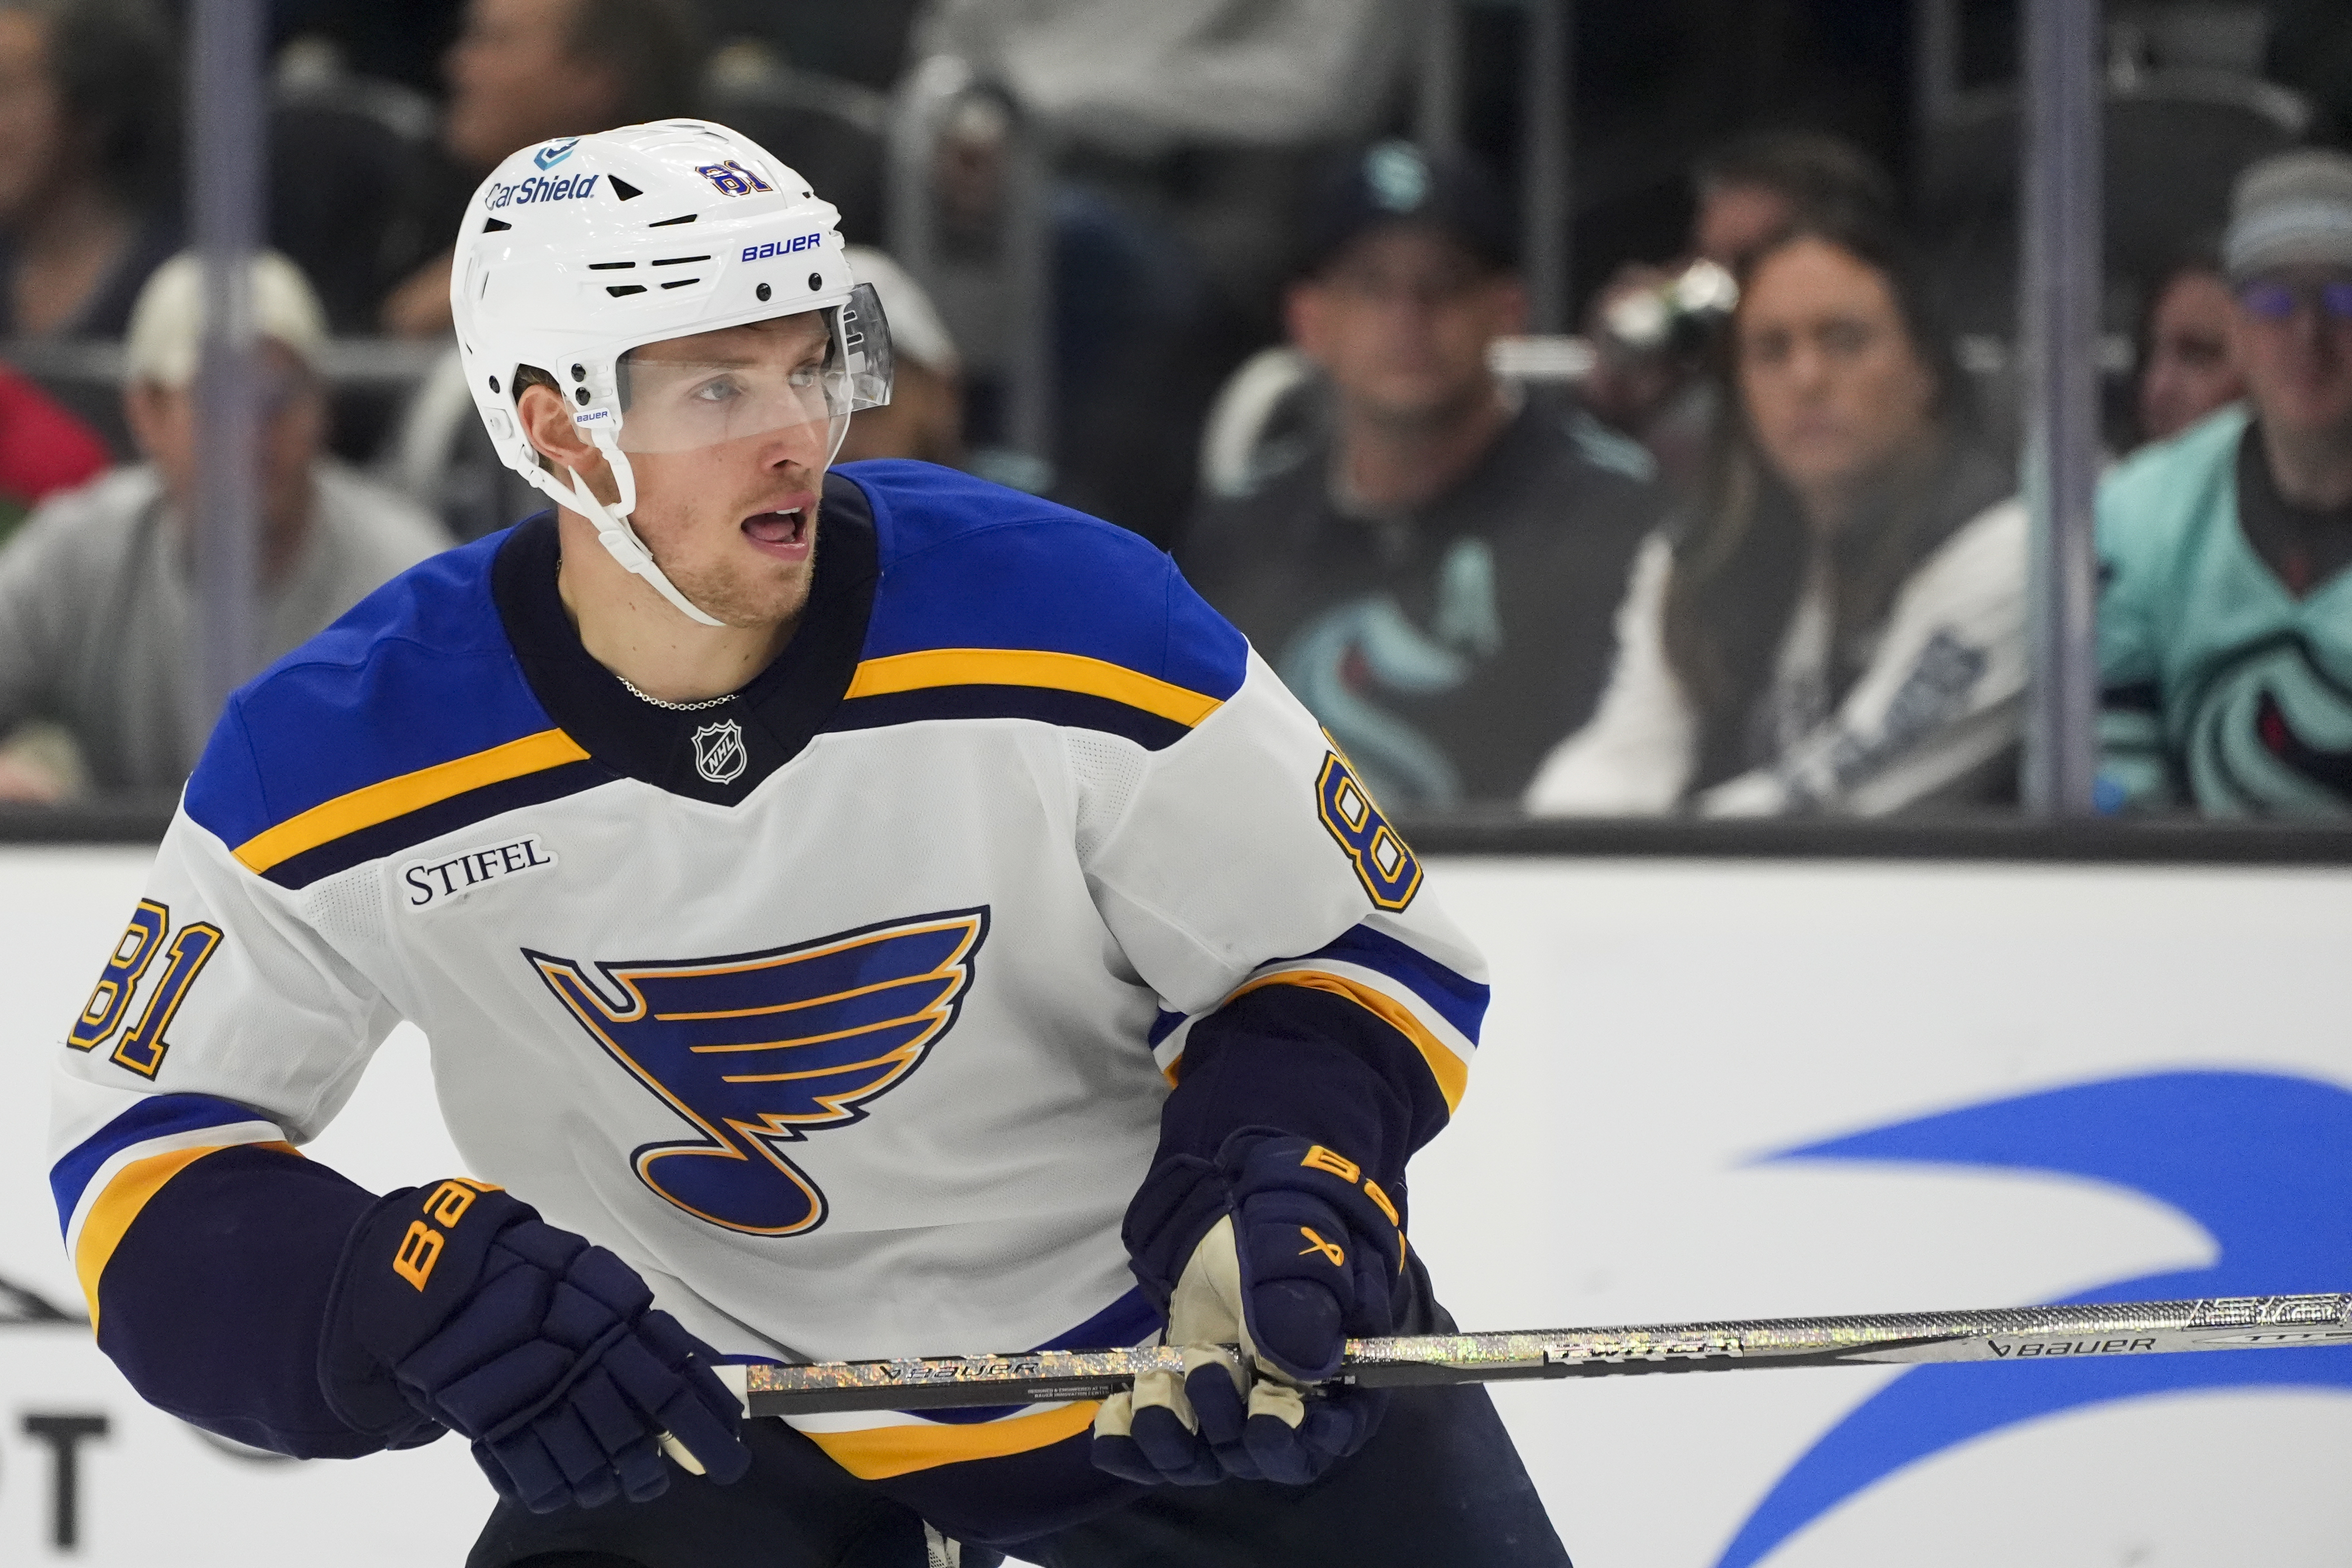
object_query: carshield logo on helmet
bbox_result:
[486,172,601,211]
[534,137,580,170]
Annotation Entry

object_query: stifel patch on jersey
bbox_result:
[526,908,990,1237]
[401,834,557,911]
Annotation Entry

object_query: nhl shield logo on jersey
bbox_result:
[527,909,989,1235]
[691,719,748,785]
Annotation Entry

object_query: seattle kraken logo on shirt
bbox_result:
[528,909,988,1235]
[692,719,747,785]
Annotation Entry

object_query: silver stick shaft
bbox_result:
[741,1292,2352,1416]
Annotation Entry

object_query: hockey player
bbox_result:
[47,123,1567,1566]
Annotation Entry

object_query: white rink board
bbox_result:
[4,845,2349,1565]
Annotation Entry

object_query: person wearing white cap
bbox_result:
[835,245,966,468]
[2097,148,2352,814]
[0,249,447,799]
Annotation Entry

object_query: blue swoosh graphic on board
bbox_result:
[1714,1071,2352,1568]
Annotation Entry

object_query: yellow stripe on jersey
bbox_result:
[845,649,1225,729]
[74,1140,301,1329]
[232,729,591,874]
[1224,971,1470,1114]
[801,1399,1102,1479]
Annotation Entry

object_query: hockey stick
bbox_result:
[730,1291,2352,1417]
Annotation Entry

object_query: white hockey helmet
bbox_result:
[451,120,893,626]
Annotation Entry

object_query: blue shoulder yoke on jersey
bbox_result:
[184,533,607,890]
[187,464,1249,888]
[829,460,1248,752]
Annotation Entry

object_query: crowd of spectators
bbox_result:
[0,0,2347,825]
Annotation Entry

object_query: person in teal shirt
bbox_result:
[2098,149,2352,815]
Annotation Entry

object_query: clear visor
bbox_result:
[614,282,894,458]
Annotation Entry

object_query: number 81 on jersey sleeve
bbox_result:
[67,899,223,1079]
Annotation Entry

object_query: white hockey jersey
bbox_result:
[47,460,1485,1513]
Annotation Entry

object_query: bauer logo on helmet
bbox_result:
[743,235,823,263]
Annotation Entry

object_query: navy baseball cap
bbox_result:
[1298,140,1518,278]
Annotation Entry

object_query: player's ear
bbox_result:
[516,380,600,476]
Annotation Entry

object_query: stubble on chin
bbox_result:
[662,517,821,630]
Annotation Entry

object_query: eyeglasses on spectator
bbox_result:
[2235,278,2352,323]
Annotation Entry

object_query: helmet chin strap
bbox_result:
[551,429,726,629]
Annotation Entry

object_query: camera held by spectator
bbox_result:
[1581,131,1898,497]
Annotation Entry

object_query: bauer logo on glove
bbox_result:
[320,1181,753,1512]
[390,1178,496,1290]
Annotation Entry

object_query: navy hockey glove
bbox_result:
[1095,1131,1402,1487]
[318,1179,752,1512]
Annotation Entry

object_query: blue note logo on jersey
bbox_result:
[528,909,989,1236]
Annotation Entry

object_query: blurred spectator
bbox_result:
[838,246,964,467]
[2136,241,2247,447]
[913,0,1408,157]
[908,2,1416,538]
[917,85,1206,541]
[0,0,178,337]
[379,0,704,336]
[699,38,889,244]
[1582,131,1897,498]
[2098,150,2352,817]
[1182,142,1664,810]
[0,252,445,801]
[0,361,105,534]
[265,36,446,334]
[269,0,466,97]
[1527,208,2025,817]
[1688,133,1897,274]
[699,1,917,92]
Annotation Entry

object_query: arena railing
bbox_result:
[8,798,2350,866]
[0,337,451,394]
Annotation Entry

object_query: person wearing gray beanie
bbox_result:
[2094,146,2352,816]
[2222,149,2352,283]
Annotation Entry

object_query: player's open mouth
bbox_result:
[741,506,812,559]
